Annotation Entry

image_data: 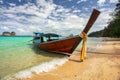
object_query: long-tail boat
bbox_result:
[33,9,101,55]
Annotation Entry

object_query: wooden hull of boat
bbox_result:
[35,36,81,54]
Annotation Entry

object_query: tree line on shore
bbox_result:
[89,0,120,38]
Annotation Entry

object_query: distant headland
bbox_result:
[1,31,16,36]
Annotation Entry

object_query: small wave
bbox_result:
[96,44,102,48]
[87,43,103,52]
[2,57,68,80]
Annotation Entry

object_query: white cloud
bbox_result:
[1,0,56,19]
[83,7,89,11]
[0,0,89,36]
[0,0,117,36]
[109,0,118,3]
[18,0,21,2]
[0,0,3,4]
[56,6,67,13]
[9,3,16,6]
[0,20,24,27]
[1,26,9,31]
[77,0,87,4]
[97,0,106,6]
[73,9,81,13]
[63,14,86,28]
[17,28,25,33]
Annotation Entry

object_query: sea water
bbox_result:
[76,37,103,52]
[0,36,67,80]
[0,36,103,80]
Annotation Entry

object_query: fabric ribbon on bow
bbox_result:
[79,32,88,61]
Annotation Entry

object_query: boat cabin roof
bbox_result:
[33,32,43,35]
[34,32,59,37]
[43,33,59,37]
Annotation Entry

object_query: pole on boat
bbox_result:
[82,9,101,34]
[71,9,100,54]
[79,9,101,61]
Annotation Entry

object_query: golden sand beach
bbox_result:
[18,40,120,80]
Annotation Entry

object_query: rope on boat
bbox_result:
[79,32,88,61]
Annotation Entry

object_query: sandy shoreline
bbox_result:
[16,40,120,80]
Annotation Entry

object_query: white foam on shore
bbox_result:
[96,44,102,48]
[14,57,68,79]
[87,43,103,52]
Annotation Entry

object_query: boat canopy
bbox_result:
[33,32,59,37]
[33,32,43,35]
[43,33,59,37]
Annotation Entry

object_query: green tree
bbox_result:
[89,0,120,37]
[102,0,120,37]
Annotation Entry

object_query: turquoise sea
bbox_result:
[0,36,103,80]
[0,36,66,80]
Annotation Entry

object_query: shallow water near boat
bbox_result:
[0,36,66,78]
[0,36,103,79]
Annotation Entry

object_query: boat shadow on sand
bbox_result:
[27,44,92,63]
[28,43,67,58]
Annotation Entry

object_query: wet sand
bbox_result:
[18,40,120,80]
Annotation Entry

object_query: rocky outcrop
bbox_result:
[11,31,16,36]
[2,31,16,36]
[2,32,11,36]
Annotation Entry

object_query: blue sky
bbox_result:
[0,0,118,36]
